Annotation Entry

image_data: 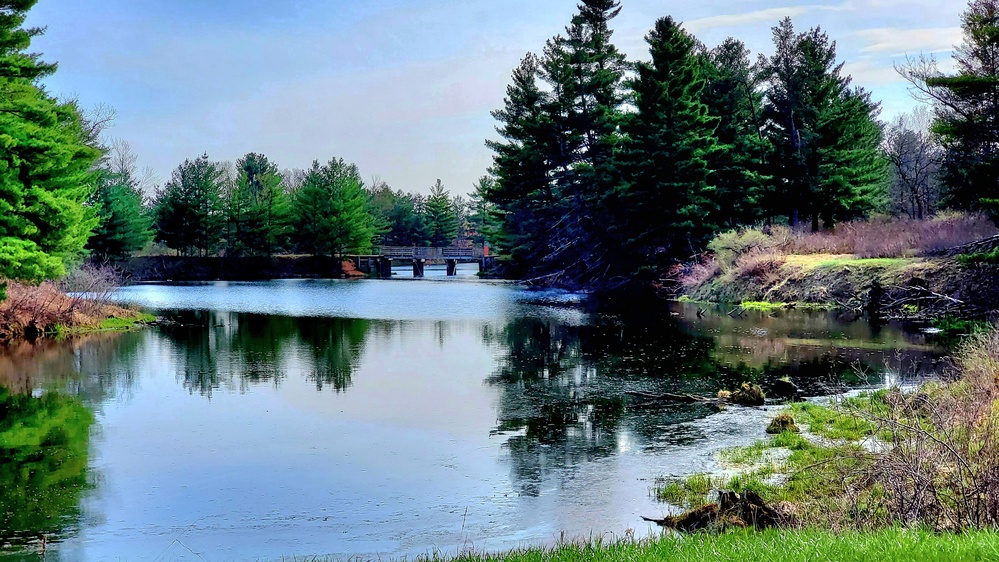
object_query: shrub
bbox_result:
[708,228,788,272]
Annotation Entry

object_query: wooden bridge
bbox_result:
[350,245,495,277]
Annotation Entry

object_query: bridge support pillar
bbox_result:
[479,256,495,273]
[446,259,457,276]
[412,259,425,277]
[377,257,393,278]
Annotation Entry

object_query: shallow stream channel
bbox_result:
[0,265,949,559]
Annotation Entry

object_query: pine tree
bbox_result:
[467,176,501,246]
[367,182,431,246]
[813,88,888,226]
[758,19,887,229]
[702,38,770,226]
[86,141,153,262]
[424,179,459,246]
[290,158,375,257]
[486,1,627,285]
[615,16,721,270]
[153,155,225,257]
[0,0,101,287]
[922,0,999,217]
[227,153,290,256]
[486,53,555,277]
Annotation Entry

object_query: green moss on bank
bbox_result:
[51,312,155,337]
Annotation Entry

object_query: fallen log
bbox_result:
[625,391,715,404]
[627,383,766,407]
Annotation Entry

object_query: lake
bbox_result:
[0,271,947,560]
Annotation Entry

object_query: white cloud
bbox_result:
[854,27,962,56]
[685,6,812,33]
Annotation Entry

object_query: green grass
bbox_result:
[655,473,714,507]
[788,399,882,441]
[51,312,155,337]
[812,257,913,269]
[424,528,999,562]
[781,254,916,271]
[931,316,992,347]
[97,312,156,331]
[958,247,999,265]
[740,301,787,311]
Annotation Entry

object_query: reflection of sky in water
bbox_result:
[112,277,588,325]
[1,279,948,559]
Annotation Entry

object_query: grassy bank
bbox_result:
[651,323,999,534]
[678,214,999,317]
[432,529,999,562]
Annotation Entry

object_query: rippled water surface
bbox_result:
[0,273,947,560]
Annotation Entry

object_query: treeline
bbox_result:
[482,0,999,288]
[484,2,885,287]
[87,149,484,262]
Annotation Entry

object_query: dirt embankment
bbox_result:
[682,255,999,318]
[121,255,366,282]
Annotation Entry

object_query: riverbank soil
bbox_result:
[121,255,354,282]
[683,255,999,317]
[676,216,999,317]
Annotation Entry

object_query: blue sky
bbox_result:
[27,0,964,196]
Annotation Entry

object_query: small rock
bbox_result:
[771,377,799,399]
[766,413,800,434]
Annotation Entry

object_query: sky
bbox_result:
[26,0,965,196]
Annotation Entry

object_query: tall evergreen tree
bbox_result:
[153,155,225,257]
[615,16,721,271]
[0,0,101,288]
[227,153,290,256]
[290,158,375,257]
[86,141,153,262]
[702,38,770,226]
[918,0,999,217]
[424,179,459,246]
[467,176,501,246]
[367,182,431,246]
[487,1,627,284]
[486,53,555,277]
[758,19,887,229]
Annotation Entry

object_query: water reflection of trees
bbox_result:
[0,333,144,405]
[485,311,948,496]
[156,311,375,396]
[0,387,93,552]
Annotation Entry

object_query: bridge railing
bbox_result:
[375,245,484,259]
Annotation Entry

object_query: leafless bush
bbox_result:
[827,329,999,530]
[58,263,124,317]
[678,256,720,288]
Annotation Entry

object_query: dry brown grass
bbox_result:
[0,265,138,339]
[786,213,997,258]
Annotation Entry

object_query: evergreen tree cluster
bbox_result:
[485,2,889,287]
[144,153,475,259]
[366,178,475,248]
[0,0,101,288]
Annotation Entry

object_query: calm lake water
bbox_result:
[1,269,947,560]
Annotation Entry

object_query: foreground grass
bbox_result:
[431,529,999,562]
